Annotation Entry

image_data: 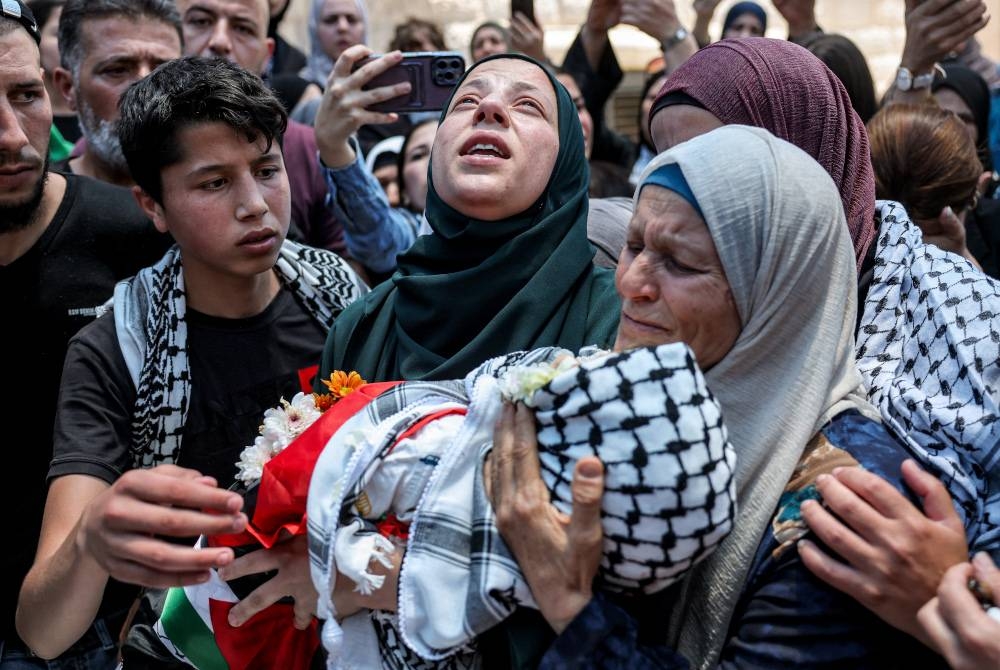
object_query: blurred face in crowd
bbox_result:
[614,185,740,368]
[38,6,61,99]
[933,88,979,145]
[431,58,558,221]
[639,75,667,147]
[650,104,724,153]
[56,16,181,173]
[556,72,593,159]
[470,25,507,63]
[178,0,274,75]
[373,163,400,207]
[723,12,764,39]
[400,120,435,212]
[0,27,50,230]
[317,0,364,62]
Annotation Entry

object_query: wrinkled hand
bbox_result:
[773,0,818,39]
[77,465,245,588]
[487,402,605,634]
[510,12,547,63]
[621,0,681,42]
[901,0,989,74]
[220,534,317,630]
[918,553,1000,669]
[314,46,412,168]
[798,460,968,640]
[586,0,622,33]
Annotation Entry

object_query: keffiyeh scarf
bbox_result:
[113,240,367,468]
[857,202,1000,557]
[308,343,736,668]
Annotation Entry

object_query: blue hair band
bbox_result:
[640,163,704,219]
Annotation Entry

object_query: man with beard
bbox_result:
[51,0,182,187]
[0,1,170,666]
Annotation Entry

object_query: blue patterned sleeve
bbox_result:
[321,148,419,274]
[539,592,689,670]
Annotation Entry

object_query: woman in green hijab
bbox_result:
[319,54,620,382]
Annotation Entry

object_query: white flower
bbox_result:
[236,442,270,485]
[235,393,323,486]
[500,354,579,404]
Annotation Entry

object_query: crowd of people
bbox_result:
[2,0,1000,667]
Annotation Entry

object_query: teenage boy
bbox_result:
[0,1,169,665]
[16,56,366,661]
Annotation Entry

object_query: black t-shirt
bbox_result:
[0,174,170,642]
[49,286,327,620]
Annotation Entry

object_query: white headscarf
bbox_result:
[639,126,878,667]
[300,0,368,88]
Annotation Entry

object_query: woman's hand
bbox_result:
[219,534,317,630]
[798,460,968,641]
[918,553,1000,668]
[510,12,547,63]
[314,46,412,169]
[487,402,605,634]
[773,0,819,40]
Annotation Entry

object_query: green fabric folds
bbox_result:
[321,54,620,382]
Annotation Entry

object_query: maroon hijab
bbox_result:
[653,38,876,269]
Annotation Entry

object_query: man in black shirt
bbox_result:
[0,2,170,666]
[16,56,365,664]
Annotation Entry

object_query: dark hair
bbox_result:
[799,33,877,123]
[25,0,62,32]
[389,16,446,52]
[396,117,436,211]
[588,160,633,198]
[118,56,288,204]
[868,103,981,223]
[58,0,181,75]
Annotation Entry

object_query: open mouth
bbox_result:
[460,134,510,159]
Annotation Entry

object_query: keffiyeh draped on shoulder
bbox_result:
[857,201,1000,557]
[113,240,367,468]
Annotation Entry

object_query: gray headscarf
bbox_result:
[640,126,878,667]
[300,0,368,88]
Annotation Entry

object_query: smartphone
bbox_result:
[353,51,466,114]
[511,0,536,25]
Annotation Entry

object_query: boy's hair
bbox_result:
[118,56,288,204]
[388,16,446,52]
[58,0,181,75]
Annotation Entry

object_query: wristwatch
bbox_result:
[662,26,689,53]
[895,65,936,91]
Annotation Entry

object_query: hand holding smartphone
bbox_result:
[351,51,466,114]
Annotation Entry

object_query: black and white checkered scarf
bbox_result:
[113,240,367,468]
[857,201,1000,557]
[308,343,736,668]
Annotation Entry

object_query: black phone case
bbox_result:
[511,0,536,25]
[358,52,465,114]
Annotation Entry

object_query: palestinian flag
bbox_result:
[154,559,235,670]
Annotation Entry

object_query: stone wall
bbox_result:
[282,0,999,97]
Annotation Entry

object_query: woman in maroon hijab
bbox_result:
[648,37,877,271]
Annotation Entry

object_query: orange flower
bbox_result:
[312,393,336,412]
[322,370,366,398]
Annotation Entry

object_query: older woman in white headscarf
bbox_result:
[489,125,955,668]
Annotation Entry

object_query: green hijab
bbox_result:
[320,54,619,382]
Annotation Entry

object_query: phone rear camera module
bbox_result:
[433,57,464,86]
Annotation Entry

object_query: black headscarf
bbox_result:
[933,61,993,171]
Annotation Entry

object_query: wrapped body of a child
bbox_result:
[307,342,737,669]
